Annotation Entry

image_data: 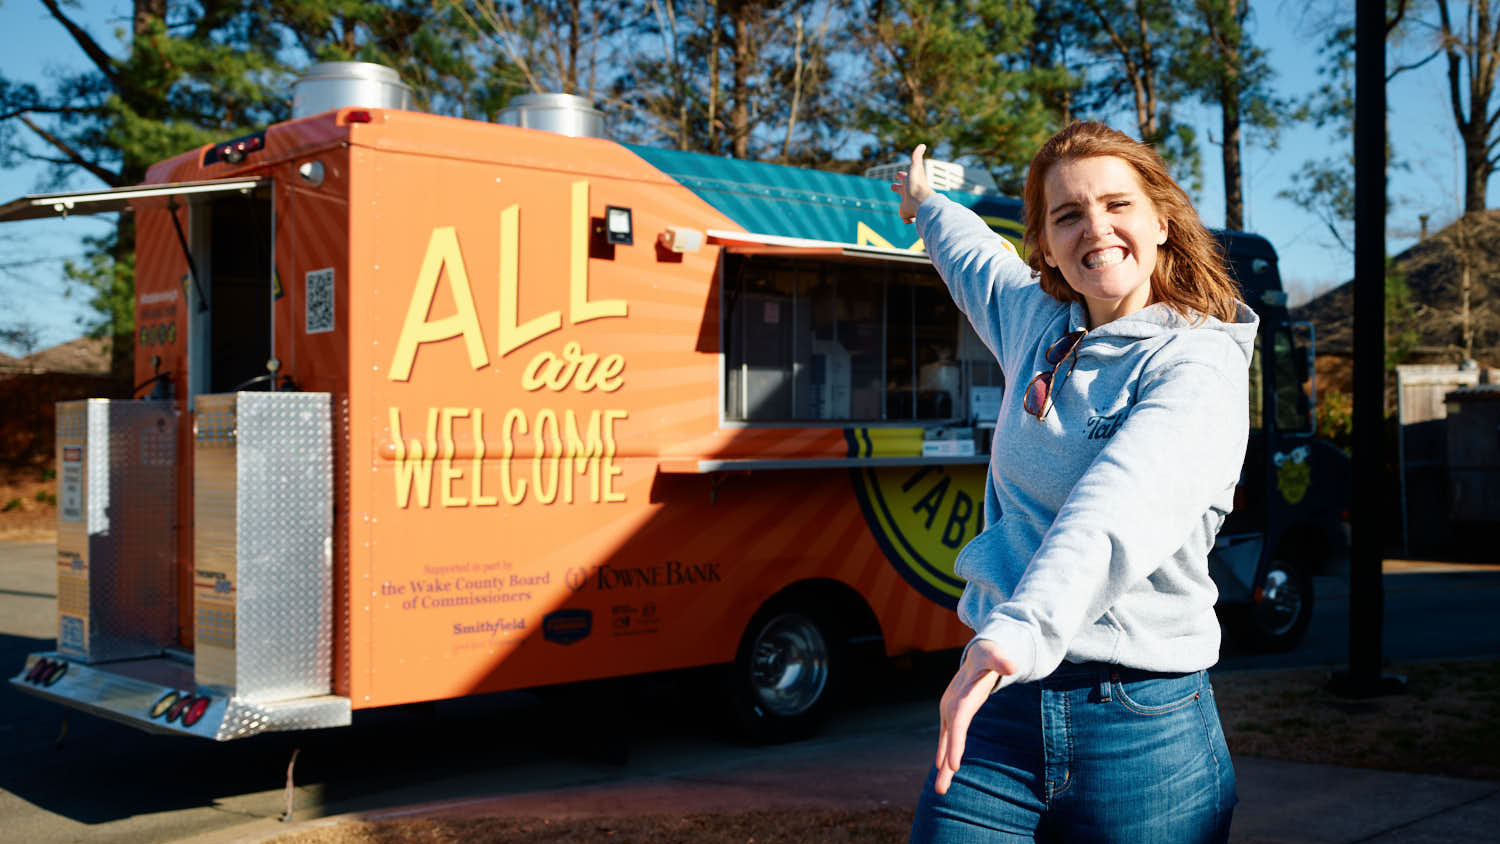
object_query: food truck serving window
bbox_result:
[722,251,1000,424]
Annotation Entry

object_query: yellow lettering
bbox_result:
[521,351,551,391]
[501,409,527,504]
[440,407,468,507]
[563,409,604,503]
[389,407,438,508]
[533,409,561,504]
[498,204,561,357]
[471,409,498,507]
[570,181,627,323]
[387,405,629,509]
[603,409,627,502]
[545,349,576,390]
[522,342,627,393]
[389,227,488,381]
[596,355,625,392]
[856,221,895,249]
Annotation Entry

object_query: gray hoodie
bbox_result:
[916,193,1260,688]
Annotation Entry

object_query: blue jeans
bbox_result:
[910,663,1236,843]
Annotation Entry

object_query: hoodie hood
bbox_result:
[1065,300,1259,365]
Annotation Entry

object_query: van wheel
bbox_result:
[727,601,840,744]
[1232,558,1315,653]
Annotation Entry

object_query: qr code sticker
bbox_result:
[306,267,335,334]
[60,615,85,652]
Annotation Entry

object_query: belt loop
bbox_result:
[1098,665,1112,702]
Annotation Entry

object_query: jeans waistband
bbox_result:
[1041,660,1199,690]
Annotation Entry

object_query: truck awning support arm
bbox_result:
[167,197,210,314]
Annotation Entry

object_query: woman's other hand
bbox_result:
[892,143,935,223]
[934,639,1016,795]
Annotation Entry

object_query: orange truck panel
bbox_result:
[124,108,975,713]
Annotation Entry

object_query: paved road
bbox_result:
[2,539,1497,844]
[1216,565,1500,671]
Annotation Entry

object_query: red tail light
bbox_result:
[343,109,373,124]
[26,659,52,683]
[166,695,194,722]
[182,696,211,727]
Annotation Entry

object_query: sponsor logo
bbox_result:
[610,601,660,637]
[565,567,589,591]
[452,617,526,636]
[543,609,592,645]
[592,561,720,590]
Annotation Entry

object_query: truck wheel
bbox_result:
[1234,559,1315,653]
[727,601,840,744]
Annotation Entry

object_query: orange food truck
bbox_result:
[5,68,1350,742]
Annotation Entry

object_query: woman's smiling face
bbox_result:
[1041,155,1168,327]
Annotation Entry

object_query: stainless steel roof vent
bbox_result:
[292,62,413,119]
[498,93,605,138]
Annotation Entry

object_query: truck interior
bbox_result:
[192,192,274,396]
[722,252,1002,425]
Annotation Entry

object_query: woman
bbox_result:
[893,122,1256,843]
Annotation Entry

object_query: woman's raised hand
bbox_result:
[934,638,1016,795]
[892,143,935,224]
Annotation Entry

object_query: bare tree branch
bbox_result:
[1387,45,1443,80]
[39,0,120,86]
[19,115,120,186]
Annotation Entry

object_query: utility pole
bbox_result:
[1331,0,1405,698]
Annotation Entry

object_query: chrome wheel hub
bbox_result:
[748,614,829,717]
[1255,567,1303,636]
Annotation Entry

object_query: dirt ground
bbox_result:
[264,658,1499,844]
[0,463,57,542]
[1214,657,1500,781]
[266,809,915,844]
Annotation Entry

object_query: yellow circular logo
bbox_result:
[850,458,985,609]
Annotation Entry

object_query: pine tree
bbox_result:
[0,0,289,381]
[1064,0,1202,189]
[851,0,1061,190]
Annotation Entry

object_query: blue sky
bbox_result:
[0,1,1487,354]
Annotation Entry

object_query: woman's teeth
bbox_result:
[1084,247,1125,269]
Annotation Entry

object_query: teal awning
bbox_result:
[624,145,1025,252]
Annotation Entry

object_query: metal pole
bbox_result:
[1334,0,1404,698]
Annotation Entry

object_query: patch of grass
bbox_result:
[41,468,55,481]
[2,498,21,512]
[34,490,54,504]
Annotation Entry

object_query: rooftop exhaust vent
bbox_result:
[292,62,413,119]
[498,93,605,139]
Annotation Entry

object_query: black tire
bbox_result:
[1230,558,1315,653]
[726,600,842,744]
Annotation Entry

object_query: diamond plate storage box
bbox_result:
[193,393,333,702]
[54,400,178,664]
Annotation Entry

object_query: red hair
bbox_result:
[1021,121,1240,323]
